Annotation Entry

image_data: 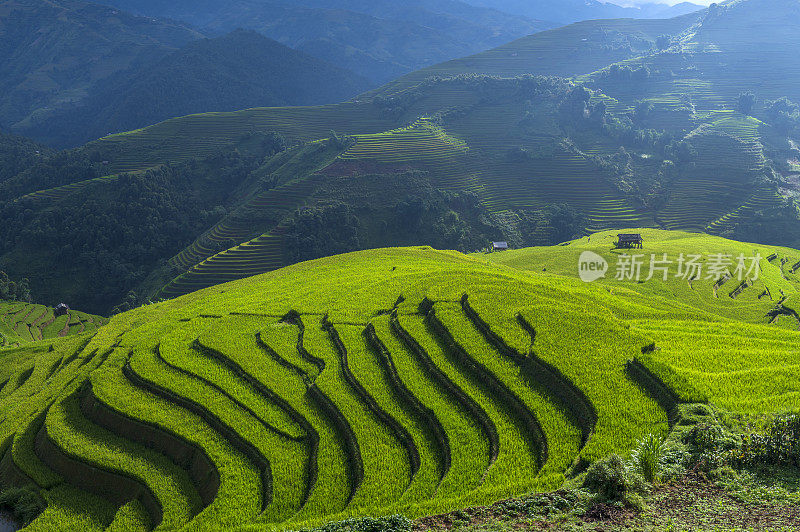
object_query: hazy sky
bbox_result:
[613,0,715,5]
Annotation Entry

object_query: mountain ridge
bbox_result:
[461,0,704,23]
[98,0,555,84]
[23,29,370,147]
[2,0,799,313]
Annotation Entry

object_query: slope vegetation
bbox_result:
[4,0,800,310]
[29,30,369,148]
[0,0,201,145]
[1,230,799,530]
[0,302,106,348]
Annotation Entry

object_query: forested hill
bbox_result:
[0,133,52,184]
[0,1,369,147]
[0,0,201,142]
[23,30,370,148]
[3,0,800,315]
[97,0,554,85]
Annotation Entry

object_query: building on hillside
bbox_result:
[54,303,70,317]
[491,241,509,252]
[616,234,643,249]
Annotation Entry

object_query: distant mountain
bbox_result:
[0,0,201,139]
[6,0,800,312]
[461,0,705,24]
[98,0,554,84]
[367,12,702,98]
[23,30,370,147]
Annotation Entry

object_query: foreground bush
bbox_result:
[582,454,647,507]
[0,486,46,526]
[630,433,664,483]
[737,415,800,468]
[299,515,412,532]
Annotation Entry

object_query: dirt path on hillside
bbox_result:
[415,474,800,531]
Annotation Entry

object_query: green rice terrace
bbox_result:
[3,229,800,530]
[0,303,106,348]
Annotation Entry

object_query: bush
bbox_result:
[582,454,647,506]
[299,515,412,532]
[738,91,757,115]
[737,415,800,468]
[0,486,46,526]
[0,271,31,302]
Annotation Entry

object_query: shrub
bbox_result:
[582,454,647,505]
[0,486,46,526]
[299,515,412,532]
[737,415,800,468]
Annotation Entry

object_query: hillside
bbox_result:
[98,0,553,85]
[27,30,370,147]
[3,0,800,311]
[2,230,800,530]
[0,0,201,143]
[0,133,52,184]
[0,301,106,348]
[365,13,703,97]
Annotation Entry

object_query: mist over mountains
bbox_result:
[462,0,704,23]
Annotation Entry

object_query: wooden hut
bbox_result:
[616,234,643,249]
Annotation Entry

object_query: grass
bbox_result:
[3,230,800,529]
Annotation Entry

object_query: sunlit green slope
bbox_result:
[0,302,106,348]
[485,228,800,412]
[2,230,799,530]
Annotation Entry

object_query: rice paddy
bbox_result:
[3,230,800,530]
[0,303,106,348]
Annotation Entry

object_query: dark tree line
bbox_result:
[0,271,31,302]
[283,171,587,265]
[0,132,52,185]
[0,145,272,313]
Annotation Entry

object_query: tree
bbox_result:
[737,92,756,115]
[544,204,586,243]
[560,87,592,122]
[0,271,31,302]
[634,100,654,123]
[765,97,800,135]
[655,35,671,50]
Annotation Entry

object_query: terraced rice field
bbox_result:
[14,175,121,204]
[88,105,398,175]
[367,16,699,99]
[657,125,769,231]
[334,119,475,190]
[160,228,287,300]
[333,120,654,232]
[0,303,106,348]
[705,189,784,236]
[4,230,800,530]
[170,176,324,272]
